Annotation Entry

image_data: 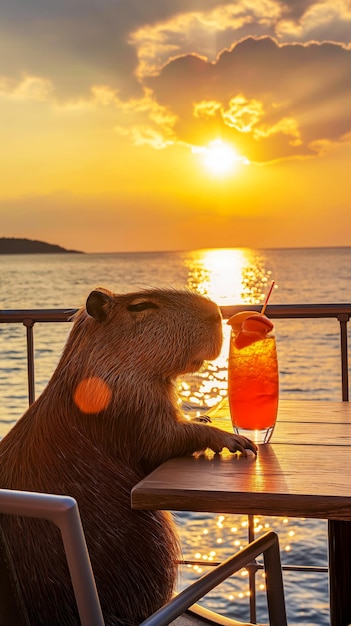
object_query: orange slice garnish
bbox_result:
[242,314,273,334]
[228,313,274,349]
[227,311,256,332]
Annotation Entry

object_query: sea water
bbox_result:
[1,246,351,625]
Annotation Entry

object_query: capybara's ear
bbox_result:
[86,290,112,322]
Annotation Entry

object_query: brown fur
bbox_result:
[0,288,256,625]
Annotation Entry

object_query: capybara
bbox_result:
[0,288,257,625]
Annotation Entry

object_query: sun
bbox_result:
[193,139,248,176]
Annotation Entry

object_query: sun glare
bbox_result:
[185,248,269,305]
[192,140,249,176]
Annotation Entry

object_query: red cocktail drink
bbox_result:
[227,312,279,444]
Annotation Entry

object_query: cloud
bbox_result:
[1,1,350,100]
[1,0,278,101]
[129,0,283,79]
[1,0,351,165]
[142,36,351,163]
[277,0,351,43]
[0,75,54,102]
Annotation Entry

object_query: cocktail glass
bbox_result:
[227,313,279,444]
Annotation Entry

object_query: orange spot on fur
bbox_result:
[73,377,112,414]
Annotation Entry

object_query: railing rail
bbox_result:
[1,302,350,403]
[1,303,350,623]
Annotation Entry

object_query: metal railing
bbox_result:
[1,303,351,623]
[220,303,351,401]
[1,303,349,403]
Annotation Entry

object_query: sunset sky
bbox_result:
[1,0,351,252]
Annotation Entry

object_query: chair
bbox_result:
[0,489,104,626]
[0,488,287,626]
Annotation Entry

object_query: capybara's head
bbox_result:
[29,288,222,432]
[70,288,223,379]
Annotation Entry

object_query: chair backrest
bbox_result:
[0,489,105,626]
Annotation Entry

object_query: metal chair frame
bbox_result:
[141,530,287,626]
[0,488,287,626]
[0,489,104,626]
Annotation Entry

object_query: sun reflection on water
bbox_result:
[184,248,272,306]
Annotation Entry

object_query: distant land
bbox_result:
[0,237,83,254]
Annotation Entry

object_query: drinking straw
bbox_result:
[260,280,275,315]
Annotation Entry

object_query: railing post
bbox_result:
[328,519,351,626]
[23,319,35,405]
[338,315,349,401]
[247,514,257,623]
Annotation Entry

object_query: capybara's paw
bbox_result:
[228,434,257,456]
[211,432,257,456]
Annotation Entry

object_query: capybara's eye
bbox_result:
[127,301,159,312]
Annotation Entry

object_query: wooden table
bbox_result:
[131,400,351,626]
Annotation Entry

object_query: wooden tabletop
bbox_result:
[131,399,351,521]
